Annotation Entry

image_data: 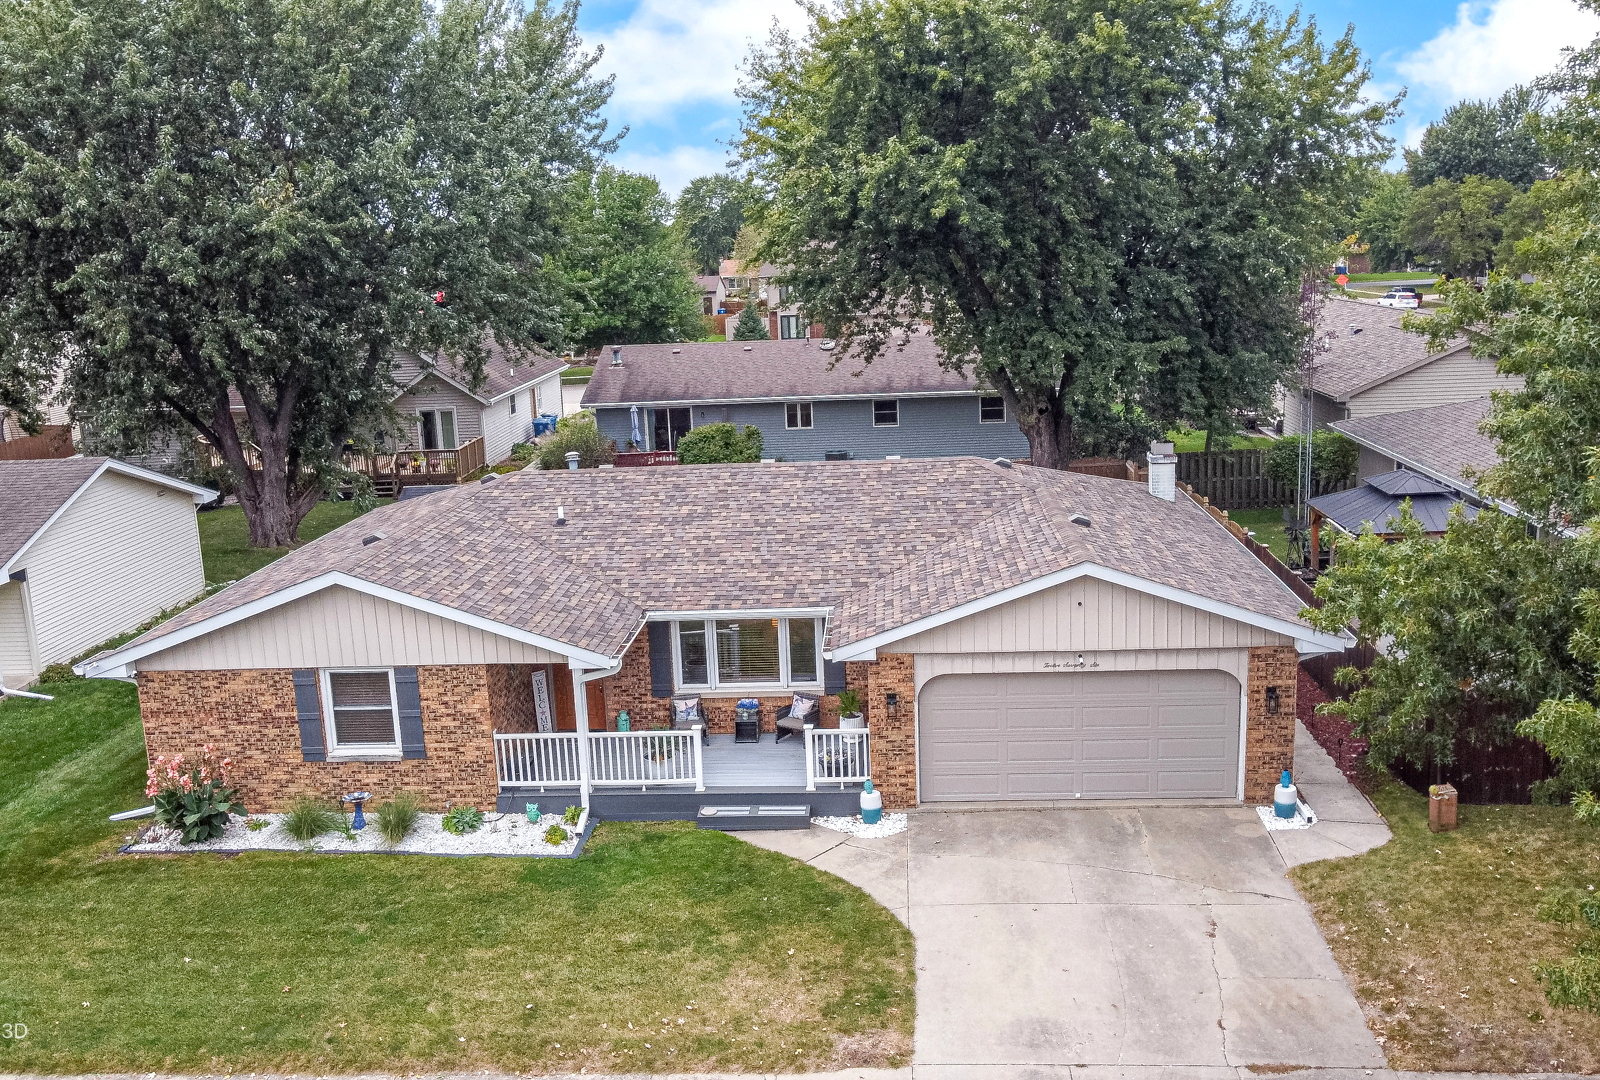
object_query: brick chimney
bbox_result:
[1147,440,1177,501]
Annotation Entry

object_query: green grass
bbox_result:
[1292,781,1600,1072]
[559,365,593,385]
[1342,271,1439,282]
[1164,429,1277,453]
[197,500,387,585]
[0,682,914,1074]
[1225,506,1295,566]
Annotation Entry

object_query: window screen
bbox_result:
[873,400,898,426]
[715,619,781,683]
[678,622,709,685]
[979,396,1006,423]
[328,671,396,745]
[788,619,819,682]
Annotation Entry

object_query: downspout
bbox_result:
[569,658,623,812]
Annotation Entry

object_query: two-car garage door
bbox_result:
[918,670,1242,801]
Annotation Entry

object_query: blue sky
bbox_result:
[571,0,1600,197]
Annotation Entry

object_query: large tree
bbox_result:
[1405,84,1547,189]
[558,166,707,349]
[1407,174,1520,278]
[1353,170,1416,271]
[674,174,754,275]
[738,0,1393,467]
[0,0,613,546]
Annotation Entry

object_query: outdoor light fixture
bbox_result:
[885,692,899,719]
[1265,686,1281,715]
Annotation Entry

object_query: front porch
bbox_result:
[494,728,869,820]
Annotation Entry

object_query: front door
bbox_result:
[651,407,692,451]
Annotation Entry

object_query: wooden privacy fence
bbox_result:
[0,424,74,461]
[1176,449,1351,510]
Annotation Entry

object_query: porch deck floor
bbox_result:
[701,732,808,788]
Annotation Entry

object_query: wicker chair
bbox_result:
[775,693,821,744]
[671,695,710,745]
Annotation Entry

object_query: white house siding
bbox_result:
[1346,351,1521,419]
[894,575,1293,657]
[480,396,528,466]
[136,585,563,671]
[532,373,562,419]
[391,375,482,450]
[18,470,205,669]
[0,580,36,687]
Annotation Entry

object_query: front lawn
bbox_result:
[1291,781,1600,1072]
[197,499,388,585]
[0,681,915,1074]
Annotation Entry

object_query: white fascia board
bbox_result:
[484,366,569,405]
[644,607,833,622]
[76,571,617,677]
[829,562,1347,661]
[588,390,983,409]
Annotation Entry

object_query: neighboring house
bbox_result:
[716,259,822,340]
[1278,298,1518,435]
[695,275,721,315]
[388,341,567,466]
[80,453,1349,820]
[1,458,215,688]
[582,336,1032,461]
[1330,397,1500,503]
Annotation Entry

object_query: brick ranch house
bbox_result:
[79,454,1349,820]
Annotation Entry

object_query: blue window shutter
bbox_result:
[292,670,326,762]
[647,622,673,698]
[394,667,426,759]
[823,659,846,695]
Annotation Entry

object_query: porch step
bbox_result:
[696,804,812,831]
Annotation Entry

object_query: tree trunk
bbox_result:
[206,392,320,549]
[1015,395,1075,469]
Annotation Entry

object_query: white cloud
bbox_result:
[1397,0,1600,105]
[589,0,810,121]
[611,144,733,196]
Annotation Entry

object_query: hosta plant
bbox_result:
[441,804,484,835]
[145,746,244,844]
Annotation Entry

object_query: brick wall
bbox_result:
[1245,645,1298,803]
[137,666,500,812]
[865,653,916,809]
[487,663,540,733]
[592,630,853,734]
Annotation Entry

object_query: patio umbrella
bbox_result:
[630,404,643,449]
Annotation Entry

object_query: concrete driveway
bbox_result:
[741,722,1392,1077]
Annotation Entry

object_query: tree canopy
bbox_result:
[1406,175,1520,277]
[1353,170,1415,270]
[0,0,614,546]
[674,174,754,275]
[1405,84,1547,189]
[558,166,707,349]
[738,0,1394,466]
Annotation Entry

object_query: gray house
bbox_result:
[581,336,1030,461]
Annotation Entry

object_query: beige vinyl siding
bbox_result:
[137,584,563,671]
[1279,388,1348,435]
[0,580,37,687]
[1357,445,1398,481]
[895,576,1293,656]
[1347,350,1521,418]
[393,375,482,450]
[915,648,1253,698]
[19,470,205,667]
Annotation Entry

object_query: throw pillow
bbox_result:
[672,696,701,725]
[789,693,819,721]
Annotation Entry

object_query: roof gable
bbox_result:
[1308,298,1469,400]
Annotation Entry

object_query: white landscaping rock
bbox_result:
[1255,800,1319,831]
[813,813,908,839]
[125,809,588,857]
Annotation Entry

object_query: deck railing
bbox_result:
[493,731,582,789]
[613,450,679,467]
[804,725,871,791]
[344,436,486,484]
[588,728,704,791]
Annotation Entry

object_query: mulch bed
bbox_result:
[1297,666,1375,791]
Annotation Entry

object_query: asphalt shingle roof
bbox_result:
[114,458,1316,663]
[1330,397,1497,494]
[1308,298,1468,400]
[580,335,980,407]
[0,457,104,567]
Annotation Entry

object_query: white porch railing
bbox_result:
[588,728,705,791]
[805,725,871,791]
[494,731,582,789]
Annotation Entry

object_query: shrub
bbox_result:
[510,442,537,466]
[374,792,422,847]
[442,804,484,835]
[537,414,615,470]
[246,817,269,832]
[145,746,245,844]
[1263,431,1360,491]
[38,663,78,684]
[563,804,581,826]
[676,422,762,464]
[543,824,570,845]
[1535,888,1600,1012]
[283,797,340,842]
[732,302,769,340]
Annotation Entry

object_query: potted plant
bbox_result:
[837,689,865,729]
